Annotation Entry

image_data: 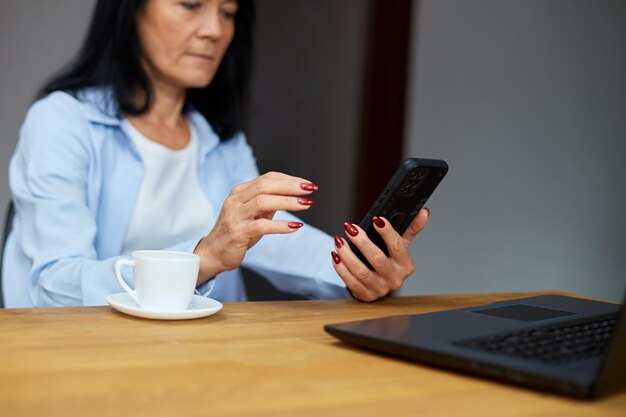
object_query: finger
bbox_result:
[335,230,389,298]
[338,225,395,278]
[256,210,277,221]
[230,180,253,195]
[235,174,319,203]
[245,218,305,238]
[262,171,314,182]
[330,251,378,302]
[239,195,314,219]
[401,207,429,246]
[230,171,310,195]
[372,216,413,267]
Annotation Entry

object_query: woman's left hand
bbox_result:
[331,208,430,302]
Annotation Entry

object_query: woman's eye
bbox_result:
[221,10,237,19]
[181,2,201,10]
[221,5,238,19]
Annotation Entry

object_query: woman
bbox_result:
[2,0,429,308]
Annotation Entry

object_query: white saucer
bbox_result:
[106,293,223,320]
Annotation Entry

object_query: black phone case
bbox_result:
[349,158,448,269]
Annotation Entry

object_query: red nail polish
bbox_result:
[331,251,341,264]
[288,222,303,229]
[334,235,343,248]
[297,198,315,205]
[301,183,319,192]
[373,216,385,228]
[343,222,359,237]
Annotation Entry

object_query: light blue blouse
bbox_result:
[2,89,349,307]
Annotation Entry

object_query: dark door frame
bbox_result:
[354,0,414,219]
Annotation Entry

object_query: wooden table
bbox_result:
[0,292,624,417]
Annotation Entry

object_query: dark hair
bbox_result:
[39,0,255,140]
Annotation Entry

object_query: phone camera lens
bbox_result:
[398,168,427,197]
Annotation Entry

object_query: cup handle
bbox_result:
[114,258,140,306]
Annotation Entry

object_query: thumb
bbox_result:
[401,208,429,246]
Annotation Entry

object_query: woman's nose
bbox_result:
[197,10,224,40]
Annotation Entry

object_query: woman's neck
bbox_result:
[126,79,190,150]
[142,78,187,127]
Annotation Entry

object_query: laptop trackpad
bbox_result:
[470,304,578,322]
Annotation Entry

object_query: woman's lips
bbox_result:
[187,53,215,61]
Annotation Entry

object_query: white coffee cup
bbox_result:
[114,250,200,312]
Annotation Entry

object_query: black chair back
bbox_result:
[0,202,15,308]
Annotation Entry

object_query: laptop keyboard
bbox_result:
[454,313,619,365]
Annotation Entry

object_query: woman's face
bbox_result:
[136,0,238,90]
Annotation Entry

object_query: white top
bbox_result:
[121,118,215,254]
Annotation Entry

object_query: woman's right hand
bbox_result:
[193,172,318,284]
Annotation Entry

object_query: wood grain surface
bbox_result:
[0,292,624,417]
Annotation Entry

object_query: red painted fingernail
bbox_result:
[343,222,359,237]
[373,216,385,228]
[331,251,341,264]
[334,235,343,248]
[300,183,319,191]
[297,198,315,206]
[288,222,303,229]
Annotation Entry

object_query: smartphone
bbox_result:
[349,158,448,269]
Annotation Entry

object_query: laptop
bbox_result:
[325,293,626,399]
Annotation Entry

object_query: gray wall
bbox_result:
[400,0,626,301]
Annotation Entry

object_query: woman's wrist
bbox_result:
[194,237,226,285]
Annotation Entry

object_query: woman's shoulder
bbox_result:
[18,89,114,156]
[25,87,119,128]
[26,90,85,121]
[20,91,90,146]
